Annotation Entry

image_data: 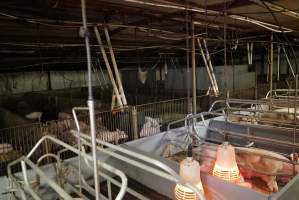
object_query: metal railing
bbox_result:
[7,135,128,200]
[0,96,207,176]
[167,111,299,177]
[0,123,47,176]
[6,101,207,200]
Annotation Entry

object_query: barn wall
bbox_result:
[165,65,255,92]
[256,51,299,76]
[122,65,255,93]
[0,70,111,95]
[0,107,30,128]
[0,65,255,99]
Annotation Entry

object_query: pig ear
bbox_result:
[290,153,294,161]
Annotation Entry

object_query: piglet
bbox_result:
[25,112,42,122]
[58,112,72,120]
[139,116,160,137]
[0,143,13,154]
[236,147,299,192]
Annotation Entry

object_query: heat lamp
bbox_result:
[212,142,241,183]
[175,146,204,200]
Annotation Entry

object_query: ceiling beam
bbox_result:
[123,0,292,32]
[108,11,185,37]
[248,0,299,20]
[207,0,254,10]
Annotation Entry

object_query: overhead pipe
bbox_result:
[122,0,293,33]
[229,14,293,33]
[249,0,299,20]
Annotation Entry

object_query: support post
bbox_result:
[282,45,296,79]
[185,3,191,114]
[104,27,128,106]
[197,38,217,95]
[94,26,123,108]
[277,45,281,81]
[270,33,274,104]
[203,39,219,94]
[131,107,138,140]
[191,21,197,114]
[80,0,100,199]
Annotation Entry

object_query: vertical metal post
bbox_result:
[277,45,281,81]
[293,74,298,175]
[131,106,138,140]
[255,63,258,100]
[224,1,227,93]
[247,43,250,65]
[185,2,191,114]
[224,13,227,67]
[80,0,100,199]
[270,33,274,103]
[191,21,197,114]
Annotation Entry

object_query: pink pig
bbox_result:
[196,144,299,192]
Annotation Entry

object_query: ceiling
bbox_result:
[0,0,298,72]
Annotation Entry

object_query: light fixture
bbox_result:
[212,142,241,183]
[175,183,203,200]
[175,146,204,200]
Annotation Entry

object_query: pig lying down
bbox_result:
[195,144,299,193]
[0,143,13,154]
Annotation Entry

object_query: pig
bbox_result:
[228,114,258,125]
[58,112,72,120]
[139,116,160,137]
[0,143,13,154]
[25,112,43,122]
[274,108,299,120]
[235,147,299,192]
[259,108,299,121]
[47,119,89,145]
[196,144,299,192]
[95,129,128,144]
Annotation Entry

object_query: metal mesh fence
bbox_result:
[0,123,47,175]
